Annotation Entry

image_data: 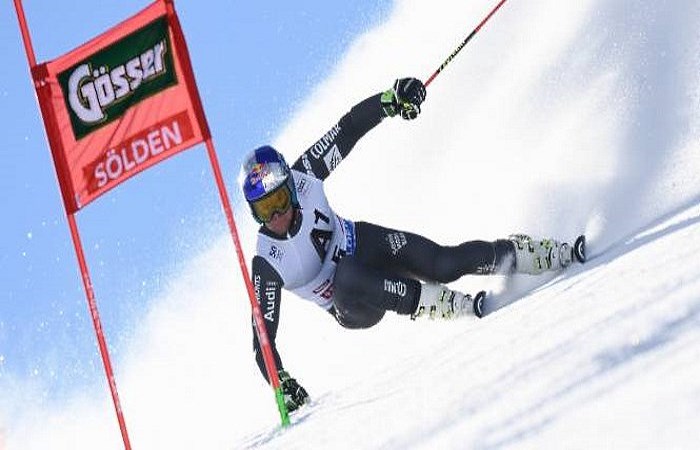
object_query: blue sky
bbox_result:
[0,0,392,403]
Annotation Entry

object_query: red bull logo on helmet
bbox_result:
[248,162,268,185]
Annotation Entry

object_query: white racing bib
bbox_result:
[256,170,355,310]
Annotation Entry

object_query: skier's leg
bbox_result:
[332,256,419,329]
[333,256,482,323]
[353,222,515,283]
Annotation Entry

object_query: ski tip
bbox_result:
[473,290,487,318]
[574,235,586,263]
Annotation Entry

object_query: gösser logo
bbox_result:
[58,17,177,139]
[67,40,166,123]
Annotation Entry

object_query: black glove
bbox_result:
[380,77,427,120]
[279,370,310,412]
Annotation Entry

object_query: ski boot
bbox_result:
[509,234,586,275]
[412,283,486,319]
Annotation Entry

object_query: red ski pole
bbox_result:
[425,0,509,87]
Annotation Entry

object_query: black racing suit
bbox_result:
[251,93,514,382]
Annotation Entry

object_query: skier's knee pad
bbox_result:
[332,301,385,329]
[333,257,386,328]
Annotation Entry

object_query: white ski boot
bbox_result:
[509,234,579,275]
[412,283,486,319]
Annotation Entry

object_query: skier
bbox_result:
[240,77,584,412]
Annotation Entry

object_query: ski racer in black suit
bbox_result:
[240,77,583,412]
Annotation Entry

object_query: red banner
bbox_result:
[32,0,209,213]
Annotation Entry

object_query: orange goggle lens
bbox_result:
[251,185,292,223]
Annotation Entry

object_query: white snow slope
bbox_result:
[5,0,700,449]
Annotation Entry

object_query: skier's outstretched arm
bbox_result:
[250,256,311,411]
[250,255,284,382]
[291,77,426,180]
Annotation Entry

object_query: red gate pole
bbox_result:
[13,1,133,448]
[203,138,291,426]
[164,0,290,425]
[67,215,133,449]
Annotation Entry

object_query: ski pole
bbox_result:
[425,0,509,87]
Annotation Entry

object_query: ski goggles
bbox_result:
[250,184,293,223]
